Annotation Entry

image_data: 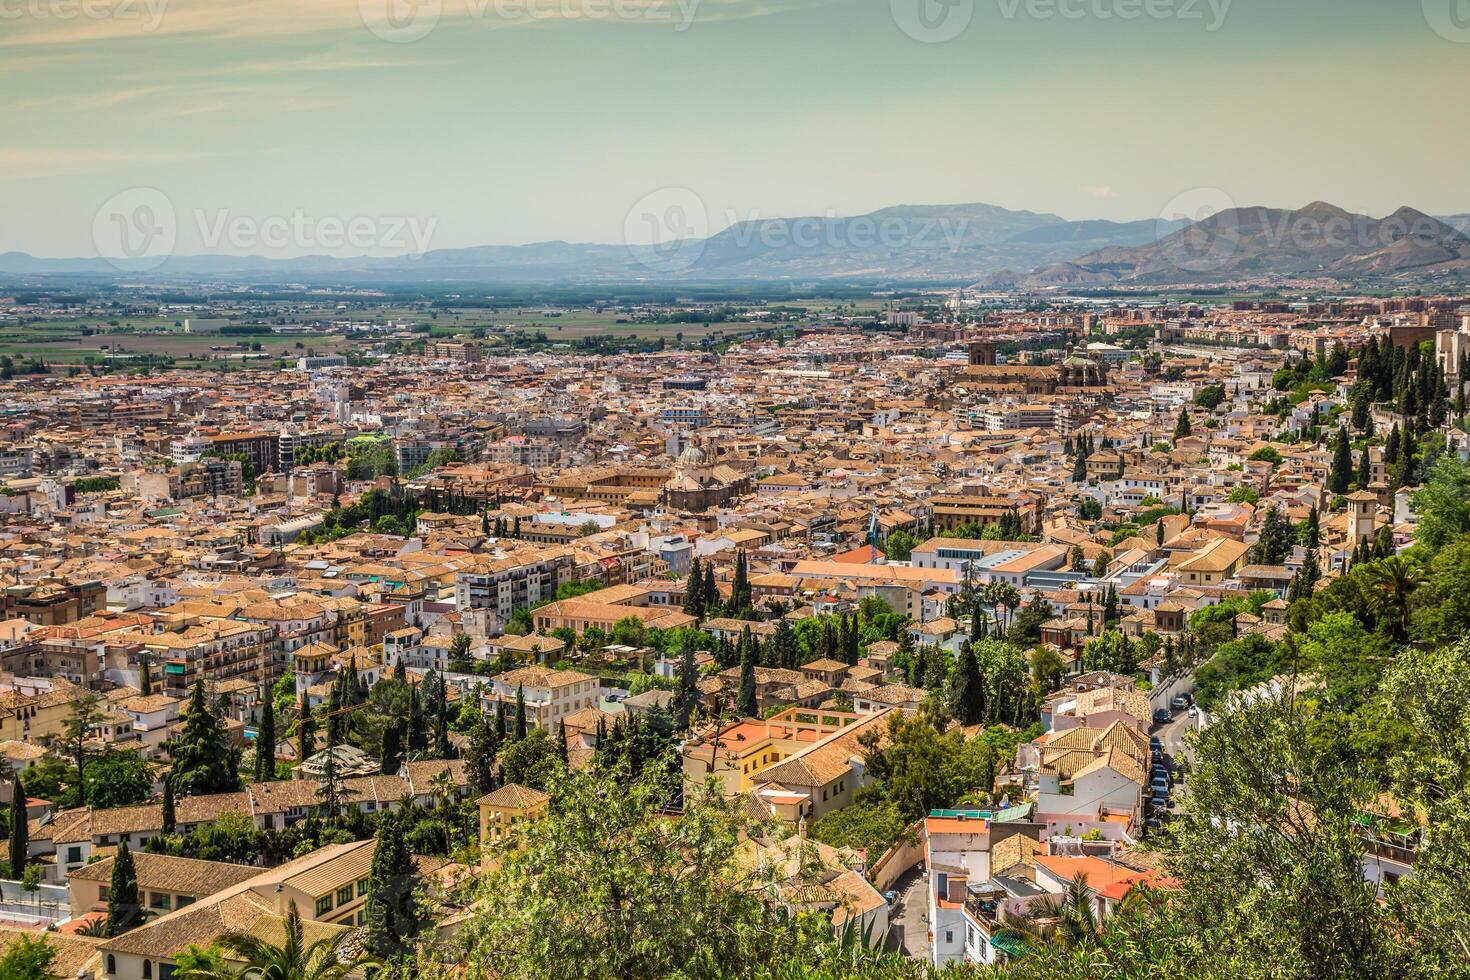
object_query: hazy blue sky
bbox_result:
[3,0,1469,256]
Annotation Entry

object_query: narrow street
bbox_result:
[888,865,930,962]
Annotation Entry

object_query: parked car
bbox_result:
[1170,696,1189,712]
[1153,708,1170,724]
[1150,737,1162,751]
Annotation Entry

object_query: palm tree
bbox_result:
[1366,556,1426,641]
[428,767,458,855]
[995,872,1100,953]
[174,900,375,980]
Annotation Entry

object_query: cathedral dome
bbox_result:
[676,444,710,468]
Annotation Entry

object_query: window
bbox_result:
[150,892,171,910]
[100,886,110,901]
[337,885,353,906]
[143,962,153,980]
[944,931,953,946]
[339,915,356,927]
[358,878,370,896]
[67,846,82,864]
[316,895,334,916]
[107,955,116,975]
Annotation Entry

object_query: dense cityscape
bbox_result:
[0,280,1466,978]
[6,0,1470,973]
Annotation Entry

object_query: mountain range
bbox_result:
[999,203,1470,288]
[2,201,1467,287]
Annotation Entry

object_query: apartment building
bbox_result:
[483,665,599,731]
[453,546,576,629]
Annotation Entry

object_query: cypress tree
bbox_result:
[255,694,275,783]
[1173,406,1191,440]
[364,811,420,958]
[393,656,407,684]
[139,654,152,696]
[171,681,238,795]
[703,562,718,617]
[297,694,314,764]
[408,684,428,753]
[682,556,705,619]
[949,642,983,725]
[8,773,26,875]
[557,720,569,763]
[513,685,527,741]
[730,550,751,616]
[495,697,507,739]
[737,638,758,718]
[381,717,404,775]
[1329,426,1353,494]
[674,642,699,731]
[465,712,499,795]
[434,680,452,760]
[161,775,176,835]
[104,842,141,936]
[326,676,343,749]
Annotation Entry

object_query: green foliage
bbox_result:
[170,682,241,796]
[1411,452,1470,551]
[498,728,563,790]
[1248,446,1282,465]
[808,799,911,864]
[0,934,57,980]
[364,809,421,958]
[104,842,142,936]
[72,475,121,493]
[80,750,154,810]
[174,899,373,980]
[462,768,802,980]
[882,529,920,562]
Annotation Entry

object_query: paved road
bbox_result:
[1154,707,1200,762]
[888,865,930,962]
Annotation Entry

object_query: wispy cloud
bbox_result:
[0,0,818,51]
[1080,184,1117,199]
[0,146,215,179]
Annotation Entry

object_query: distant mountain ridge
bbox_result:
[3,201,1466,285]
[0,203,1189,284]
[1003,203,1470,288]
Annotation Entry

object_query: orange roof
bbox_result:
[925,817,990,835]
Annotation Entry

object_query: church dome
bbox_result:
[676,444,710,468]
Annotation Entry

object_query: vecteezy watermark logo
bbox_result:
[624,187,709,275]
[894,0,1230,41]
[890,0,973,42]
[0,0,170,32]
[1423,0,1470,41]
[93,188,177,272]
[1156,187,1238,275]
[359,0,700,41]
[193,209,438,253]
[359,0,442,42]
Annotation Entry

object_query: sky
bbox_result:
[3,0,1469,258]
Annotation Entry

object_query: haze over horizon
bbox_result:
[4,0,1470,258]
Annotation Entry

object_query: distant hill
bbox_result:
[1004,203,1470,287]
[0,204,1194,285]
